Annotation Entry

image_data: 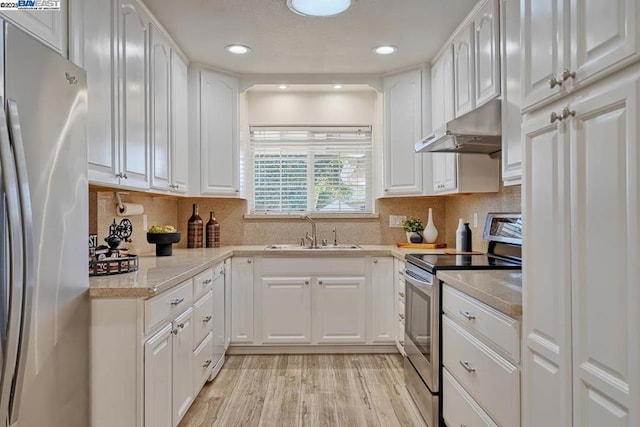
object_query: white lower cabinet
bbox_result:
[144,324,173,427]
[172,308,194,426]
[370,257,395,343]
[193,332,214,396]
[443,369,498,427]
[394,258,406,355]
[261,276,312,343]
[231,257,254,343]
[313,276,366,343]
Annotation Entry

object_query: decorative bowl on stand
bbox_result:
[146,232,181,256]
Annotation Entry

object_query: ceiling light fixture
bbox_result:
[373,45,398,55]
[225,44,251,55]
[278,84,288,89]
[333,84,343,89]
[286,0,351,17]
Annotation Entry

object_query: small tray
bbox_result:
[89,255,138,276]
[396,242,447,249]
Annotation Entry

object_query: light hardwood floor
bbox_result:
[179,354,427,426]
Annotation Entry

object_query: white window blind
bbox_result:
[249,126,373,214]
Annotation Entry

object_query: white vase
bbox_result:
[423,208,438,243]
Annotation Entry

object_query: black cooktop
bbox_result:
[405,253,522,273]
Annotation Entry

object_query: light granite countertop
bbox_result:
[436,270,523,318]
[89,245,444,299]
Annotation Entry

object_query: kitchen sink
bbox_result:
[265,244,362,250]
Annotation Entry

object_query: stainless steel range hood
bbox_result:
[415,99,502,158]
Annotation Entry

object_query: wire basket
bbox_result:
[89,255,138,276]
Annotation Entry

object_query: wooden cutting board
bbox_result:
[442,248,483,255]
[396,242,447,249]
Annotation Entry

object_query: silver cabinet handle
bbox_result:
[203,359,212,368]
[203,316,212,323]
[561,107,576,120]
[459,360,476,373]
[561,69,576,81]
[202,278,212,285]
[399,340,404,346]
[550,111,564,124]
[318,280,324,285]
[304,281,309,285]
[399,313,405,320]
[170,298,184,306]
[399,292,405,297]
[171,328,178,335]
[549,76,563,89]
[459,310,476,321]
[247,259,252,264]
[178,322,186,329]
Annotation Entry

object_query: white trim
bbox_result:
[228,344,398,355]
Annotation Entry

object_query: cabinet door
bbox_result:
[150,25,171,191]
[369,258,395,343]
[0,1,66,54]
[172,308,194,426]
[171,50,189,193]
[231,257,254,343]
[453,23,475,116]
[522,110,572,427]
[571,0,639,87]
[224,258,232,349]
[433,153,457,193]
[473,0,500,106]
[569,79,639,426]
[431,48,454,131]
[212,265,226,365]
[521,0,568,110]
[383,68,423,196]
[501,0,523,184]
[313,276,366,343]
[117,0,149,189]
[200,70,239,196]
[261,277,312,343]
[144,323,173,427]
[81,0,119,185]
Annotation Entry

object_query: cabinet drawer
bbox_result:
[443,284,520,362]
[193,268,214,300]
[193,290,213,349]
[442,315,519,427]
[193,331,213,396]
[145,279,193,334]
[443,368,498,427]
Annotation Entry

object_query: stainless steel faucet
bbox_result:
[300,215,318,248]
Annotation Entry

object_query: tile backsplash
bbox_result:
[91,184,521,254]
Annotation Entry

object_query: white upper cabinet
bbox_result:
[0,1,67,54]
[453,23,475,116]
[522,0,639,111]
[150,24,172,191]
[500,0,522,184]
[432,153,458,193]
[431,47,455,131]
[117,0,150,190]
[383,68,423,196]
[473,0,500,106]
[171,51,189,194]
[198,69,240,196]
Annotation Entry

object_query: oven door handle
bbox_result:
[404,270,433,291]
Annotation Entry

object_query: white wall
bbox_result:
[246,90,376,125]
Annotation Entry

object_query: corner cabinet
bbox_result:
[382,68,424,196]
[0,0,67,54]
[191,68,240,197]
[522,67,640,426]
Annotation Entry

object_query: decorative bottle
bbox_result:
[423,208,438,243]
[456,218,465,252]
[187,203,203,248]
[206,211,220,248]
[462,222,472,252]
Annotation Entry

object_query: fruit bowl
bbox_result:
[146,232,181,256]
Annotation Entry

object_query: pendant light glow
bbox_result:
[287,0,351,17]
[373,45,398,55]
[225,44,251,54]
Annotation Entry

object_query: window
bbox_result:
[249,126,373,214]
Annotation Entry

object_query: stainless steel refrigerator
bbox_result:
[0,21,89,427]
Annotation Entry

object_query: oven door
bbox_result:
[404,268,440,393]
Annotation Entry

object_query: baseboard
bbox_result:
[207,355,225,382]
[227,344,399,355]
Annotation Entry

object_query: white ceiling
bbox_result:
[141,0,478,75]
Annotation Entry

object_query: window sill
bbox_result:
[244,213,380,220]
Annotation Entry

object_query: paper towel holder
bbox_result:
[116,192,128,214]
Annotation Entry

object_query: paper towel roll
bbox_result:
[117,203,144,216]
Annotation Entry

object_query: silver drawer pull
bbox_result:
[399,340,404,346]
[203,359,212,368]
[459,360,476,373]
[399,292,405,297]
[459,310,476,321]
[202,279,212,285]
[178,323,186,329]
[203,316,212,323]
[171,328,178,335]
[170,298,185,306]
[399,313,405,320]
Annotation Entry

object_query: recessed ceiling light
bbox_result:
[286,0,351,17]
[225,44,251,55]
[279,84,288,89]
[333,84,343,89]
[373,45,398,55]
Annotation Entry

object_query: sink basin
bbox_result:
[265,244,362,250]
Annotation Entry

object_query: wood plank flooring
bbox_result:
[179,354,427,427]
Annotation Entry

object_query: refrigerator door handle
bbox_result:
[6,99,34,424]
[0,97,24,425]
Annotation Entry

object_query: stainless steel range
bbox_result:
[403,213,523,427]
